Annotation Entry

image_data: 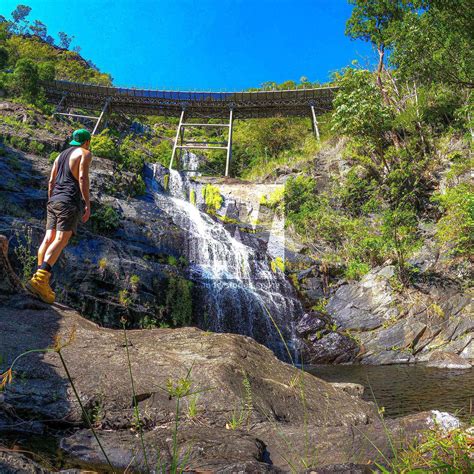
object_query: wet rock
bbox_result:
[296,311,329,337]
[426,351,472,369]
[325,264,472,365]
[301,332,359,364]
[0,451,49,474]
[330,383,364,398]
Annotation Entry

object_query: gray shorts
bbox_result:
[46,201,82,234]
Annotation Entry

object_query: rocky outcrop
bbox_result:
[426,351,472,369]
[0,144,191,329]
[0,451,50,474]
[296,264,473,366]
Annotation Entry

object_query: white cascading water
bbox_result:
[145,153,303,359]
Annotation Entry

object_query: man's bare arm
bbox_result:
[79,151,92,223]
[48,159,58,199]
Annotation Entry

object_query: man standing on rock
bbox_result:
[27,129,93,304]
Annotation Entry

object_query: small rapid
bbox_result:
[145,156,303,359]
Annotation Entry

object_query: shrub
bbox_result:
[433,183,473,256]
[10,58,40,102]
[201,184,223,214]
[90,129,116,159]
[28,140,45,156]
[118,289,131,306]
[49,151,59,163]
[153,140,172,167]
[89,204,121,234]
[344,260,370,280]
[165,276,193,327]
[270,256,285,273]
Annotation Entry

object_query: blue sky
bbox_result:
[1,0,373,91]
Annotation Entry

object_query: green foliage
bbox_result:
[27,140,45,155]
[48,151,59,163]
[11,58,39,102]
[152,140,172,167]
[118,289,131,306]
[118,135,145,172]
[344,260,370,281]
[90,129,116,159]
[379,427,473,473]
[381,207,421,281]
[89,204,121,235]
[433,183,474,256]
[332,68,391,149]
[0,46,8,69]
[201,184,223,214]
[390,1,473,88]
[270,257,285,273]
[13,226,36,283]
[261,187,285,213]
[226,371,253,430]
[37,61,55,81]
[130,274,140,286]
[189,188,196,206]
[165,276,193,327]
[233,117,310,178]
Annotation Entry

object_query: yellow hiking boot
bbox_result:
[27,269,55,304]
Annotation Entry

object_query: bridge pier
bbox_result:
[225,107,233,177]
[310,105,320,141]
[53,97,110,136]
[169,106,235,177]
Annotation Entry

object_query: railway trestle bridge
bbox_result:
[44,80,338,176]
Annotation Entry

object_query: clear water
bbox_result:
[307,364,474,421]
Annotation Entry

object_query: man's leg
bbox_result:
[28,231,72,304]
[42,230,73,267]
[37,229,56,267]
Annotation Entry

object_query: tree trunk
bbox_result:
[0,235,24,297]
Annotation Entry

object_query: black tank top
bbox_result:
[49,146,82,207]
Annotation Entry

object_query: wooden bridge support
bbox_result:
[310,105,320,141]
[53,97,111,136]
[169,107,235,177]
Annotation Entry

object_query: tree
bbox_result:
[38,61,55,81]
[11,4,31,23]
[58,31,73,49]
[345,1,417,102]
[11,4,31,34]
[0,47,8,70]
[30,19,47,40]
[390,0,474,87]
[11,58,39,102]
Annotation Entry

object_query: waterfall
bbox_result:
[145,156,303,360]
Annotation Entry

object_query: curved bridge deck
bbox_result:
[44,80,337,119]
[44,80,338,176]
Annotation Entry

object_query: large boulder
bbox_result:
[327,266,399,331]
[426,351,472,369]
[300,332,359,364]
